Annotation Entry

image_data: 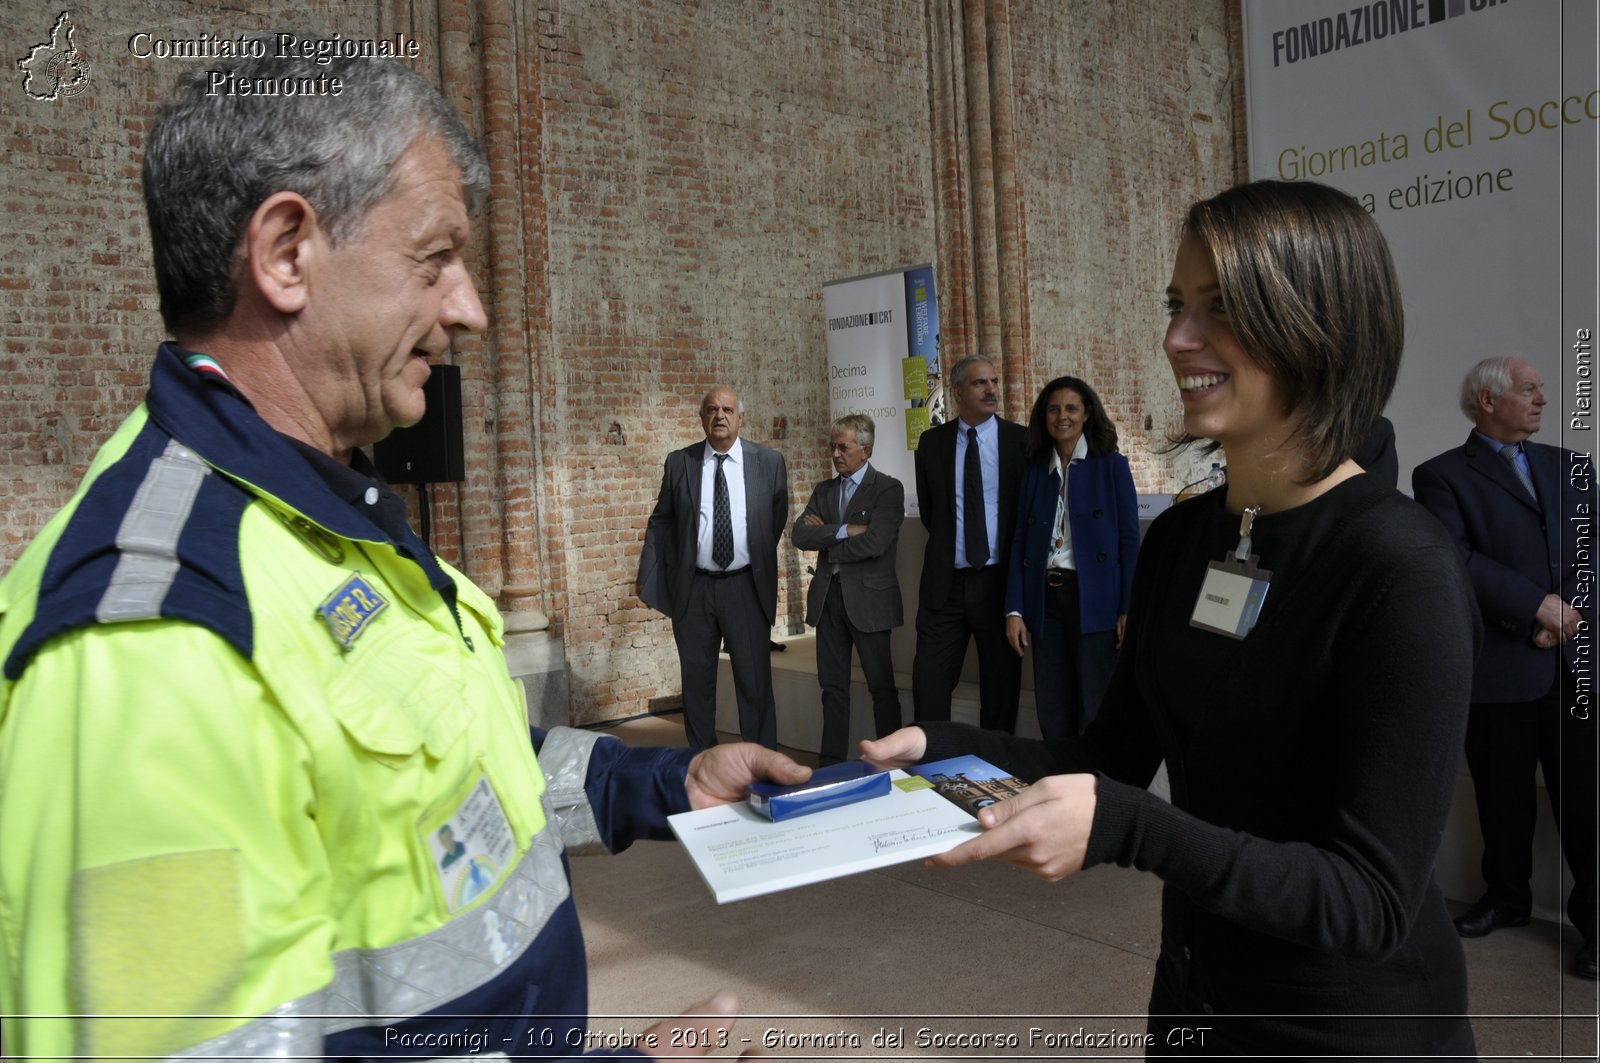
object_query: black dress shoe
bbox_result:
[1454,902,1530,938]
[1574,942,1598,980]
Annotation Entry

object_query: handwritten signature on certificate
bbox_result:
[868,823,973,854]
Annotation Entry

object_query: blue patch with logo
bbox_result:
[318,573,389,649]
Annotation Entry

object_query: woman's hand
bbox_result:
[928,773,1098,882]
[1115,613,1128,649]
[1005,614,1029,656]
[859,726,927,769]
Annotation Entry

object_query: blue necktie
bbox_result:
[1501,444,1536,500]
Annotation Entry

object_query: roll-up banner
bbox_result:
[1241,0,1597,483]
[822,265,941,518]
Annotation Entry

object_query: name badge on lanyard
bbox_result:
[1191,505,1272,640]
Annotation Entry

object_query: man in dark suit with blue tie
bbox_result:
[912,355,1027,731]
[638,386,789,750]
[1413,355,1597,980]
[792,414,905,764]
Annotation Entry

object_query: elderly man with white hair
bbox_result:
[1413,354,1597,981]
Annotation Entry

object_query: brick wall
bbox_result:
[0,0,1236,724]
[1009,0,1238,493]
[537,0,942,720]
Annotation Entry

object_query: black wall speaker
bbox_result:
[374,364,465,484]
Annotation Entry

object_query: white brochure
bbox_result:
[667,770,980,904]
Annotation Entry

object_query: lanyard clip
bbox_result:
[1233,505,1261,563]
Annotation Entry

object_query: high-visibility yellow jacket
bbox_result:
[0,344,694,1059]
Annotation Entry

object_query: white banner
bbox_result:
[822,269,927,516]
[1242,0,1598,480]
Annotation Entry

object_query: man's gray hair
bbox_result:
[143,49,488,333]
[831,413,875,448]
[949,354,995,389]
[1460,356,1519,421]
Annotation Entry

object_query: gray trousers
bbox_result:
[673,568,776,749]
[815,575,902,763]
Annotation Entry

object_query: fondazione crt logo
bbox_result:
[18,11,90,101]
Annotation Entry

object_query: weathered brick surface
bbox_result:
[1008,0,1237,493]
[537,0,941,722]
[1,0,1235,724]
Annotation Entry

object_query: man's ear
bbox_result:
[243,191,319,315]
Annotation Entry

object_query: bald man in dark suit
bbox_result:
[638,386,789,749]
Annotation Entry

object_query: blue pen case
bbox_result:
[747,761,891,821]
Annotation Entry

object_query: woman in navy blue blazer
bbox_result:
[1004,376,1139,739]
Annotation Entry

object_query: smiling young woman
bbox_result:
[867,181,1480,1059]
[1163,180,1402,513]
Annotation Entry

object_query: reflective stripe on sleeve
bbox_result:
[536,726,609,853]
[174,794,572,1059]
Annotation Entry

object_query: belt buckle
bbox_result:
[1046,570,1066,588]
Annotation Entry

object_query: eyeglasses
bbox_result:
[827,443,860,453]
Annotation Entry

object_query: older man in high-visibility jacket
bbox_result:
[0,50,807,1059]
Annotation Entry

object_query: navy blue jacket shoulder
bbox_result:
[1004,452,1139,636]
